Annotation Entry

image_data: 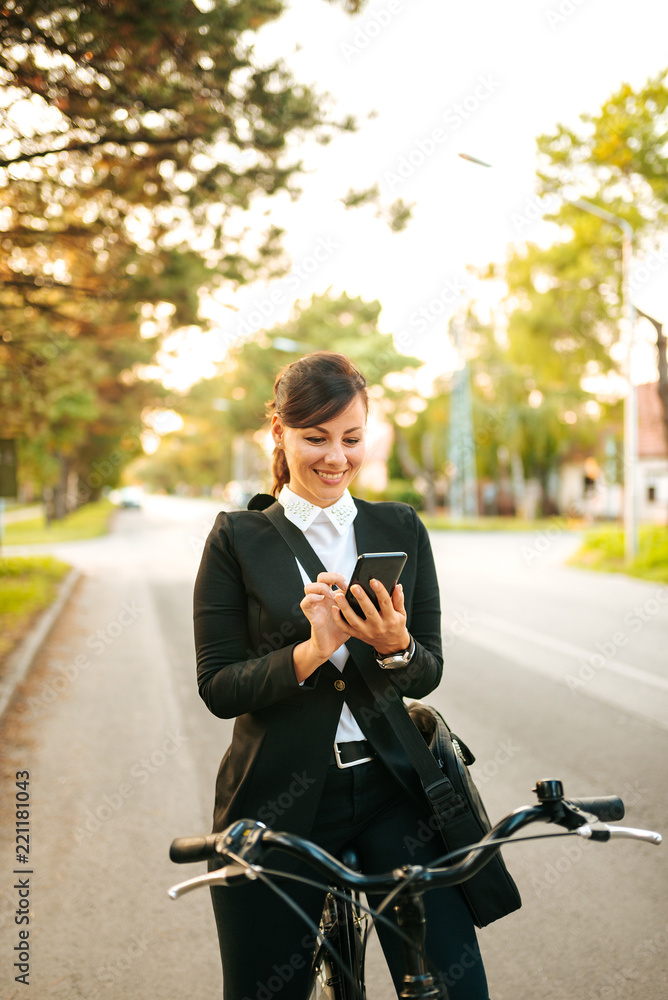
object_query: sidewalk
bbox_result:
[1,503,44,524]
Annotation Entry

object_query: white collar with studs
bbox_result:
[278,485,357,535]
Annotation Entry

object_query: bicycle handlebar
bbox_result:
[567,796,625,823]
[168,780,661,900]
[167,790,626,865]
[170,835,223,864]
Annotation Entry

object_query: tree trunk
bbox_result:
[394,428,422,480]
[394,428,438,513]
[51,454,71,521]
[420,431,437,515]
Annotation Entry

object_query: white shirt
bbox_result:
[278,485,366,743]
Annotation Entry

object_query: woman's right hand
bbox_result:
[293,572,349,681]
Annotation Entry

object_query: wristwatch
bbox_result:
[375,635,415,669]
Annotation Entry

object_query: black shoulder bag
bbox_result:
[260,498,522,927]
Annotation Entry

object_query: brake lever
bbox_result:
[169,863,257,899]
[575,825,662,845]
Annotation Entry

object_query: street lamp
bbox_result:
[568,198,637,563]
[447,314,478,519]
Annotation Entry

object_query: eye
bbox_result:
[344,438,361,445]
[306,436,325,444]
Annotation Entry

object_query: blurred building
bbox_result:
[637,381,668,524]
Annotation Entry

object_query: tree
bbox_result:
[495,69,668,477]
[219,290,422,432]
[0,0,354,511]
[395,310,608,517]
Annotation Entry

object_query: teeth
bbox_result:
[316,471,344,480]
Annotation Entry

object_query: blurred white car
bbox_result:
[116,487,143,509]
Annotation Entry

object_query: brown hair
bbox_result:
[266,351,368,497]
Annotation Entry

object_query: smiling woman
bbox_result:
[192,350,493,999]
[268,352,368,505]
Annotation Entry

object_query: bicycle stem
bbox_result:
[394,881,442,999]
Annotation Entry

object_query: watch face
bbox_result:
[376,638,413,668]
[379,653,406,667]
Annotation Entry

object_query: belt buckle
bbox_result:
[333,742,373,770]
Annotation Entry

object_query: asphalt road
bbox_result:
[0,495,666,1000]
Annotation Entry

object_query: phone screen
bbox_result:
[345,551,407,618]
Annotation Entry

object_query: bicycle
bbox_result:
[168,778,662,1000]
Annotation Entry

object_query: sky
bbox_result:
[157,0,668,394]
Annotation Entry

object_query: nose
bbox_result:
[323,441,346,466]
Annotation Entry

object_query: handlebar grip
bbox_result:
[568,796,625,822]
[170,834,222,864]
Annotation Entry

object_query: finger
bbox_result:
[347,583,380,618]
[331,604,353,634]
[300,594,325,611]
[369,578,393,610]
[316,572,348,591]
[304,581,336,598]
[333,589,365,624]
[390,581,406,613]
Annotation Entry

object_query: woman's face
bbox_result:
[271,395,367,507]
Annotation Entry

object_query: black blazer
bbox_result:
[194,497,443,835]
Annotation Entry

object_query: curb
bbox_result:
[0,567,81,722]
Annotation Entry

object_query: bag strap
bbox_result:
[262,501,328,580]
[262,501,462,820]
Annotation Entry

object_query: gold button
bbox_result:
[334,679,346,692]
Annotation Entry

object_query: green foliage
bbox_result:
[0,0,354,505]
[536,70,668,218]
[358,479,425,510]
[340,184,414,232]
[500,69,668,399]
[475,69,668,507]
[395,309,608,515]
[568,525,668,583]
[197,289,422,433]
[0,556,70,580]
[139,290,423,492]
[3,499,114,544]
[0,555,71,661]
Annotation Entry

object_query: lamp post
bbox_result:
[447,314,478,519]
[568,198,637,563]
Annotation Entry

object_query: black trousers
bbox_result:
[210,755,490,1000]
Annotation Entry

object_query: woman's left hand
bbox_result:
[332,579,411,656]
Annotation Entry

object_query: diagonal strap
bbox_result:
[262,502,327,582]
[261,501,459,814]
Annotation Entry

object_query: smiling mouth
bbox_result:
[314,470,347,482]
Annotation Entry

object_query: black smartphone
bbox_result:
[344,551,407,619]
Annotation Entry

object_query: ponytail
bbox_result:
[271,445,290,498]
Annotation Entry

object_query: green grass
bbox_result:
[0,556,72,661]
[568,524,668,583]
[3,498,115,545]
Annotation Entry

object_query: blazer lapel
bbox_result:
[352,499,399,556]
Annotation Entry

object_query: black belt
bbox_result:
[330,740,375,769]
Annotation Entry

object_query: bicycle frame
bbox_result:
[308,883,367,999]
